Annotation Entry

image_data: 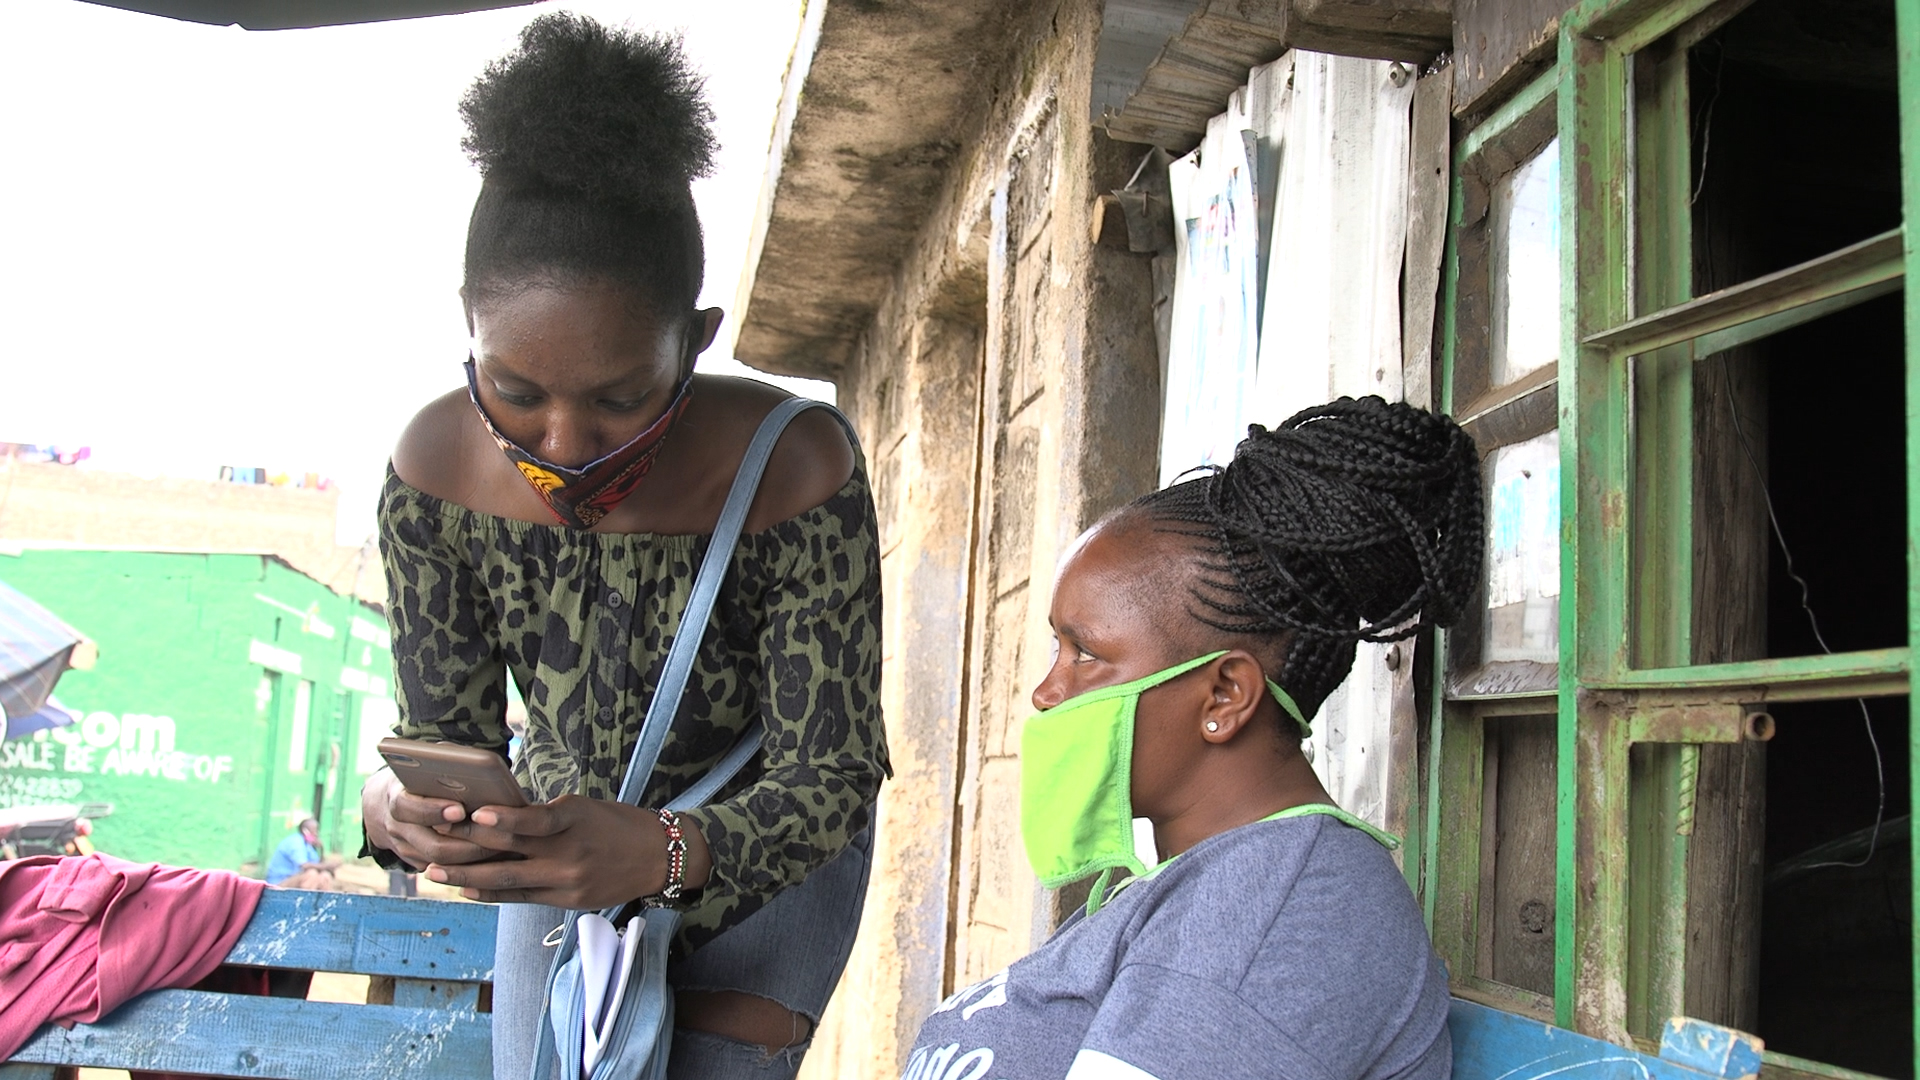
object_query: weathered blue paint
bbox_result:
[1657,1017,1764,1080]
[4,992,492,1078]
[227,890,496,981]
[0,891,496,1080]
[1450,998,1726,1080]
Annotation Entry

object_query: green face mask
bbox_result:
[1018,650,1311,901]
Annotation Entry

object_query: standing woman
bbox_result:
[358,14,887,1080]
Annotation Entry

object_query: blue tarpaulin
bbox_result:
[0,579,90,735]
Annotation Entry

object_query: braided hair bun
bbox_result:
[461,13,716,206]
[1136,395,1483,720]
[460,13,714,314]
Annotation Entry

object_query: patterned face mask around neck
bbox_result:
[464,358,694,529]
[1018,650,1311,914]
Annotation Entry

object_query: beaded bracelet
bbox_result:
[653,808,687,905]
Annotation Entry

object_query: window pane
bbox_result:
[1490,138,1561,386]
[1687,0,1898,287]
[1695,293,1907,661]
[1486,429,1560,662]
[1760,695,1911,1077]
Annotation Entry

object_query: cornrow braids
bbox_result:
[1134,395,1482,719]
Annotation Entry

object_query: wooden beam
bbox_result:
[1599,647,1912,703]
[1583,228,1905,360]
[1103,0,1448,150]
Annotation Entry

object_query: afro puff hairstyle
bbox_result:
[460,13,717,316]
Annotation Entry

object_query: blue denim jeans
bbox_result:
[493,828,873,1080]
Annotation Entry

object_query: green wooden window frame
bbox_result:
[1424,0,1920,1071]
[1428,62,1564,1023]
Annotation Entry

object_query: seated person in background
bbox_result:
[904,396,1481,1080]
[264,817,321,887]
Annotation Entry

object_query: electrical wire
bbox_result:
[1690,43,1726,207]
[1720,355,1886,870]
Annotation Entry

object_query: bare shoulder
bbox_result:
[390,389,490,505]
[701,377,857,532]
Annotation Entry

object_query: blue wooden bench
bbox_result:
[0,891,1780,1080]
[1,890,497,1079]
[1451,997,1771,1080]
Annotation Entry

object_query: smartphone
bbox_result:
[378,738,528,811]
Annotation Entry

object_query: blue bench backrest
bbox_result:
[1450,999,1762,1080]
[2,890,498,1080]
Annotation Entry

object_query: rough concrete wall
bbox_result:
[949,0,1163,984]
[733,0,1022,378]
[806,309,984,1079]
[0,461,378,601]
[801,1,1162,1075]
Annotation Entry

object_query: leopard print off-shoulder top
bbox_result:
[373,459,888,951]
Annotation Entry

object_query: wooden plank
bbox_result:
[1387,639,1422,884]
[1682,62,1770,1032]
[1432,707,1489,985]
[1091,0,1208,123]
[1681,741,1764,1030]
[1451,0,1564,120]
[228,892,495,982]
[1490,716,1559,996]
[1687,278,1904,360]
[1475,721,1502,981]
[1599,647,1910,699]
[389,979,482,1011]
[1658,1017,1765,1080]
[1454,975,1556,1023]
[1101,0,1286,151]
[1403,64,1453,412]
[1458,66,1560,166]
[1449,997,1730,1080]
[1582,229,1905,359]
[8,991,490,1079]
[1760,1049,1901,1080]
[1456,359,1558,425]
[1596,0,1749,54]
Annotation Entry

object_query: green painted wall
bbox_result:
[0,549,394,874]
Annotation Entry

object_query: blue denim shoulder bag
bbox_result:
[529,398,836,1080]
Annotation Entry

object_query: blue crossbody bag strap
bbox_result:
[613,396,828,808]
[530,398,835,1080]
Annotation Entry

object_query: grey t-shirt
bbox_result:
[903,813,1451,1080]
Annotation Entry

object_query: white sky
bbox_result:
[0,0,822,544]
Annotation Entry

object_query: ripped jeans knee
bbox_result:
[670,1028,812,1077]
[669,990,817,1080]
[675,987,816,1052]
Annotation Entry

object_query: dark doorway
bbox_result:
[1689,0,1911,1073]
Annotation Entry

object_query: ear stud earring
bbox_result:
[1205,721,1220,732]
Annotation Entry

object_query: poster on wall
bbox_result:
[1159,88,1262,487]
[1485,430,1561,662]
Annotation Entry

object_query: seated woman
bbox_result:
[904,396,1480,1080]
